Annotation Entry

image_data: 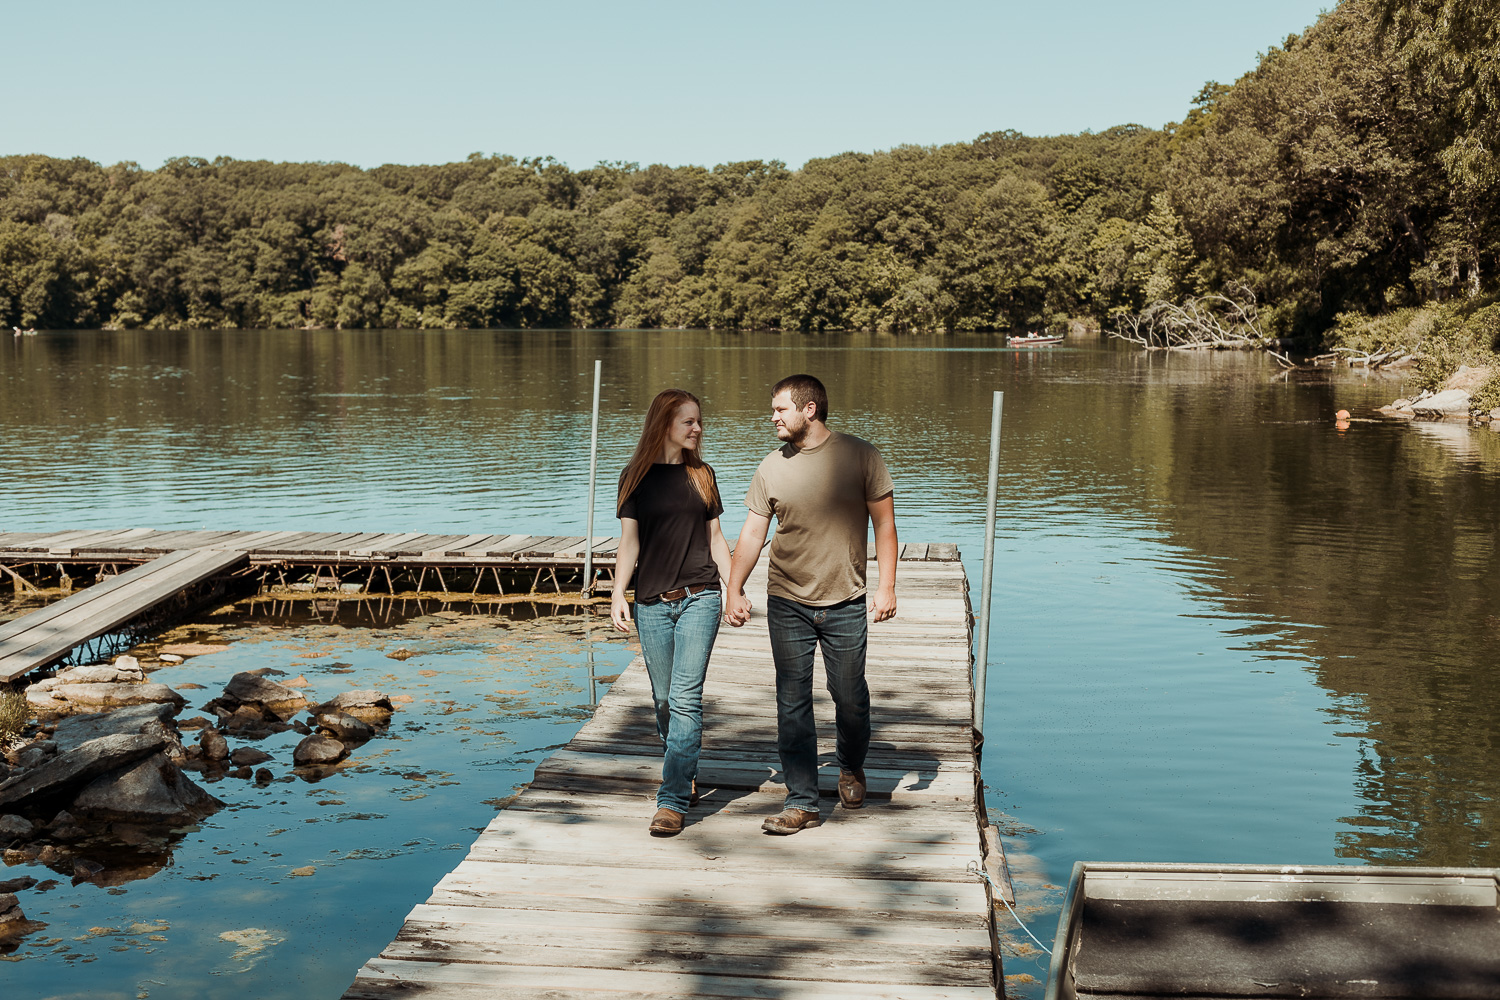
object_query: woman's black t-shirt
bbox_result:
[617,463,724,601]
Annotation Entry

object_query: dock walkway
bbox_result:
[0,547,247,681]
[343,552,998,999]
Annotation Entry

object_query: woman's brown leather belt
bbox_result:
[639,582,718,605]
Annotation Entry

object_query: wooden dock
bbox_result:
[0,547,248,681]
[343,551,1001,998]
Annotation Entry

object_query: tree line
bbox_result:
[1,0,1494,345]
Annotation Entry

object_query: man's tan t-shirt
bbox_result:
[745,431,894,606]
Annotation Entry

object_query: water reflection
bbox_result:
[5,329,1500,986]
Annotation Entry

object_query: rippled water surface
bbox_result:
[4,329,1500,993]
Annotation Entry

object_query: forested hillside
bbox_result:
[1,0,1494,343]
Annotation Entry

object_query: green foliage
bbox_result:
[1,0,1494,337]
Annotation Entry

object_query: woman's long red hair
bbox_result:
[617,389,720,514]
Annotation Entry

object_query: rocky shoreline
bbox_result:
[1376,364,1500,427]
[0,651,401,943]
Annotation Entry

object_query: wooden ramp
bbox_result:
[0,547,248,681]
[343,553,996,999]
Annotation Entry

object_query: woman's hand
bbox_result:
[610,591,633,633]
[725,590,753,627]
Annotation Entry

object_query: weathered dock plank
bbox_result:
[0,548,248,680]
[341,555,994,998]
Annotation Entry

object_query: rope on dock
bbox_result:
[968,859,1054,955]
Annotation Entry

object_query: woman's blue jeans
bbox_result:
[633,587,721,813]
[766,595,870,813]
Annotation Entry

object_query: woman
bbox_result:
[612,389,732,837]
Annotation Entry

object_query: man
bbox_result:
[725,374,897,835]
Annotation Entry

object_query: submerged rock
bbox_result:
[292,736,347,766]
[70,752,224,826]
[229,748,273,767]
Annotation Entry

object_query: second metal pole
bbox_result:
[583,359,602,594]
[973,390,1003,742]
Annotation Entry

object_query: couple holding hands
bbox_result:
[609,374,898,837]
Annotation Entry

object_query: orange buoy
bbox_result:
[1335,409,1350,420]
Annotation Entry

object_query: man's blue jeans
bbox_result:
[766,595,870,813]
[633,588,721,813]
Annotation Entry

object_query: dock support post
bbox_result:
[583,358,602,595]
[974,390,1003,745]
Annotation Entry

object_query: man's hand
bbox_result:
[725,590,753,627]
[610,592,633,633]
[869,588,897,623]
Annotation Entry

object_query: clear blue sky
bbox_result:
[4,0,1330,170]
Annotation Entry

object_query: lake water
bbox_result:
[4,329,1500,993]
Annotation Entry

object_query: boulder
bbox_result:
[52,704,180,753]
[0,814,34,840]
[0,892,22,926]
[0,877,36,893]
[229,748,272,767]
[1411,388,1471,415]
[292,736,347,767]
[0,733,167,811]
[312,690,393,724]
[198,729,229,762]
[315,711,374,744]
[254,768,273,784]
[70,753,224,826]
[27,683,185,715]
[209,672,307,720]
[12,743,58,770]
[47,811,86,841]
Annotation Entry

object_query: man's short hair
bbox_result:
[773,374,828,422]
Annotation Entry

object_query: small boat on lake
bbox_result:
[1045,862,1500,999]
[1008,331,1064,346]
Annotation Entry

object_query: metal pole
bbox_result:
[583,359,602,594]
[973,391,1003,741]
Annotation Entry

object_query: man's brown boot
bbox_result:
[761,808,821,835]
[838,768,867,809]
[649,807,684,836]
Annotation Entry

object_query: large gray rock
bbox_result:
[315,711,374,744]
[1412,388,1472,415]
[292,736,347,766]
[52,704,180,752]
[0,733,167,810]
[27,682,185,714]
[70,753,223,826]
